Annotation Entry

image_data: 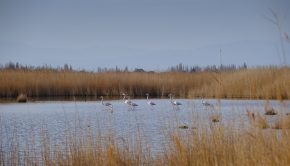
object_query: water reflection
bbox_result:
[0,99,289,155]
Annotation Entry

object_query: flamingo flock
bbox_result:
[99,93,215,112]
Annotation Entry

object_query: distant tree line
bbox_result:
[168,63,248,72]
[0,62,248,73]
[0,62,73,72]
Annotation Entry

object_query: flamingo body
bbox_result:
[173,101,182,106]
[122,94,138,109]
[146,93,156,106]
[100,96,113,109]
[169,94,182,107]
[202,99,213,107]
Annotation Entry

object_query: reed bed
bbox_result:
[0,67,289,99]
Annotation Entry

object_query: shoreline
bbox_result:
[0,96,288,104]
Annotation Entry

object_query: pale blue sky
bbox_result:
[0,0,289,70]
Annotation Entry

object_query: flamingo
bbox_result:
[169,94,182,107]
[146,93,156,107]
[122,93,132,105]
[122,93,138,110]
[201,98,214,107]
[100,96,113,110]
[127,96,138,107]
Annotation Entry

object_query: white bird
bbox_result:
[127,96,138,107]
[201,98,213,107]
[169,94,182,106]
[146,93,156,107]
[122,94,132,105]
[100,96,113,109]
[122,94,138,110]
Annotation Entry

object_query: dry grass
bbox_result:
[16,93,27,102]
[272,115,290,129]
[165,125,290,166]
[1,112,290,165]
[0,67,289,99]
[246,106,290,130]
[264,100,278,115]
[246,109,256,121]
[255,113,270,129]
[246,109,269,129]
[210,113,221,123]
[189,67,290,99]
[0,70,202,98]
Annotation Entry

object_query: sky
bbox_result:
[0,0,290,71]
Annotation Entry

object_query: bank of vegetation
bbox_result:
[0,63,289,100]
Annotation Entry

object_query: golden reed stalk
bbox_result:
[0,67,289,99]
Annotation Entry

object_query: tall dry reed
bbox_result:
[0,67,289,99]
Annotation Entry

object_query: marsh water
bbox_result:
[0,99,289,157]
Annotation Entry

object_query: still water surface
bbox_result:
[0,99,289,155]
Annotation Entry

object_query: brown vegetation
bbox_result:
[1,120,290,165]
[210,113,221,123]
[16,93,27,102]
[0,67,289,99]
[246,108,290,130]
[264,100,277,115]
[246,109,269,129]
[255,113,270,129]
[272,115,290,129]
